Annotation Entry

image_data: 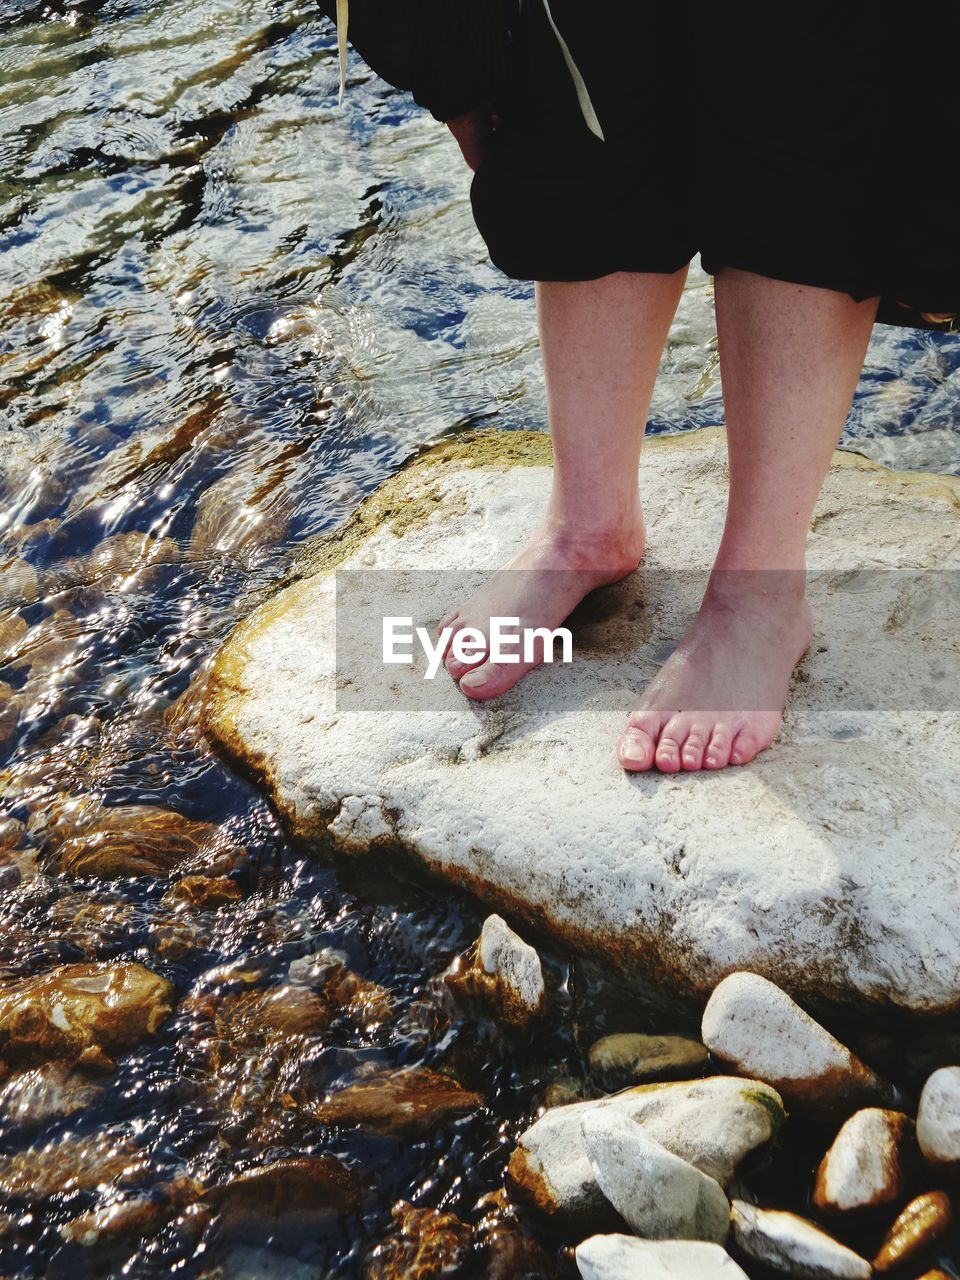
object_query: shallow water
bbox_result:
[1,2,959,1277]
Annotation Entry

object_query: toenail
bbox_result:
[620,737,647,762]
[459,670,488,689]
[731,752,743,764]
[706,755,717,766]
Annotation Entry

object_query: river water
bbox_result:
[1,2,959,1277]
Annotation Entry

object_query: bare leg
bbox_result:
[442,268,687,699]
[618,268,879,772]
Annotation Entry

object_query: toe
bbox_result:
[618,726,656,772]
[444,623,488,681]
[730,727,760,766]
[458,660,526,700]
[681,723,710,771]
[703,724,734,769]
[654,733,682,773]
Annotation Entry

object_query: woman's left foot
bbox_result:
[617,572,814,772]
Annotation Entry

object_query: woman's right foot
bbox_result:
[438,514,646,700]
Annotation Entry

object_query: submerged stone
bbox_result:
[813,1108,916,1214]
[307,1066,484,1137]
[365,1200,473,1279]
[0,1062,104,1127]
[0,961,175,1070]
[203,1156,361,1243]
[588,1032,708,1090]
[0,1130,148,1200]
[200,427,960,1015]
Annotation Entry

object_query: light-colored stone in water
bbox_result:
[917,1065,960,1171]
[730,1200,872,1280]
[872,1191,954,1274]
[814,1108,915,1214]
[702,972,891,1110]
[506,1075,783,1226]
[588,1032,709,1089]
[443,913,545,1031]
[580,1110,729,1242]
[575,1233,750,1280]
[0,1062,104,1127]
[200,428,960,1015]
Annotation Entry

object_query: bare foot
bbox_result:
[617,572,813,772]
[439,516,646,700]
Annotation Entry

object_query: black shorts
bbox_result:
[469,1,959,331]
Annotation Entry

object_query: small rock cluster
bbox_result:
[563,971,960,1280]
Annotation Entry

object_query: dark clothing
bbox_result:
[324,1,960,332]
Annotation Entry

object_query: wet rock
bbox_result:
[365,1200,473,1279]
[0,680,23,753]
[443,913,546,1032]
[701,972,892,1112]
[150,916,210,962]
[45,894,137,958]
[0,611,29,665]
[0,847,39,892]
[872,1191,954,1274]
[308,1066,484,1137]
[287,946,393,1028]
[542,1075,584,1109]
[189,469,289,567]
[917,1066,960,1171]
[0,816,25,851]
[42,532,181,598]
[189,982,335,1057]
[813,1108,916,1214]
[199,1245,320,1280]
[0,1062,104,1127]
[730,1200,871,1279]
[588,1032,708,1090]
[43,798,242,879]
[506,1075,783,1227]
[0,961,175,1070]
[162,874,242,909]
[575,1234,750,1280]
[59,1176,203,1246]
[0,1130,148,1199]
[0,558,40,608]
[473,1191,555,1279]
[203,1157,362,1243]
[201,427,960,1015]
[580,1109,729,1242]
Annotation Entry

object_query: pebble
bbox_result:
[588,1032,708,1090]
[701,972,892,1112]
[872,1191,954,1274]
[813,1108,916,1214]
[730,1200,872,1279]
[580,1109,729,1242]
[0,1130,148,1200]
[203,1156,362,1243]
[308,1066,484,1137]
[506,1075,783,1229]
[575,1234,750,1280]
[917,1066,960,1171]
[443,913,546,1032]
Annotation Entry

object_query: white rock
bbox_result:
[917,1065,960,1170]
[201,427,960,1014]
[576,1233,749,1280]
[702,972,891,1110]
[730,1200,872,1280]
[506,1075,783,1225]
[580,1110,729,1242]
[814,1108,914,1213]
[478,913,545,1024]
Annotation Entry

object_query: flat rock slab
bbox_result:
[202,428,960,1015]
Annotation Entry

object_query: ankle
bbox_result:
[703,567,809,613]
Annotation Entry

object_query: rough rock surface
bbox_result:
[730,1201,872,1280]
[813,1108,915,1214]
[702,972,892,1112]
[580,1110,729,1242]
[917,1066,960,1170]
[506,1076,783,1227]
[201,428,960,1014]
[575,1234,749,1280]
